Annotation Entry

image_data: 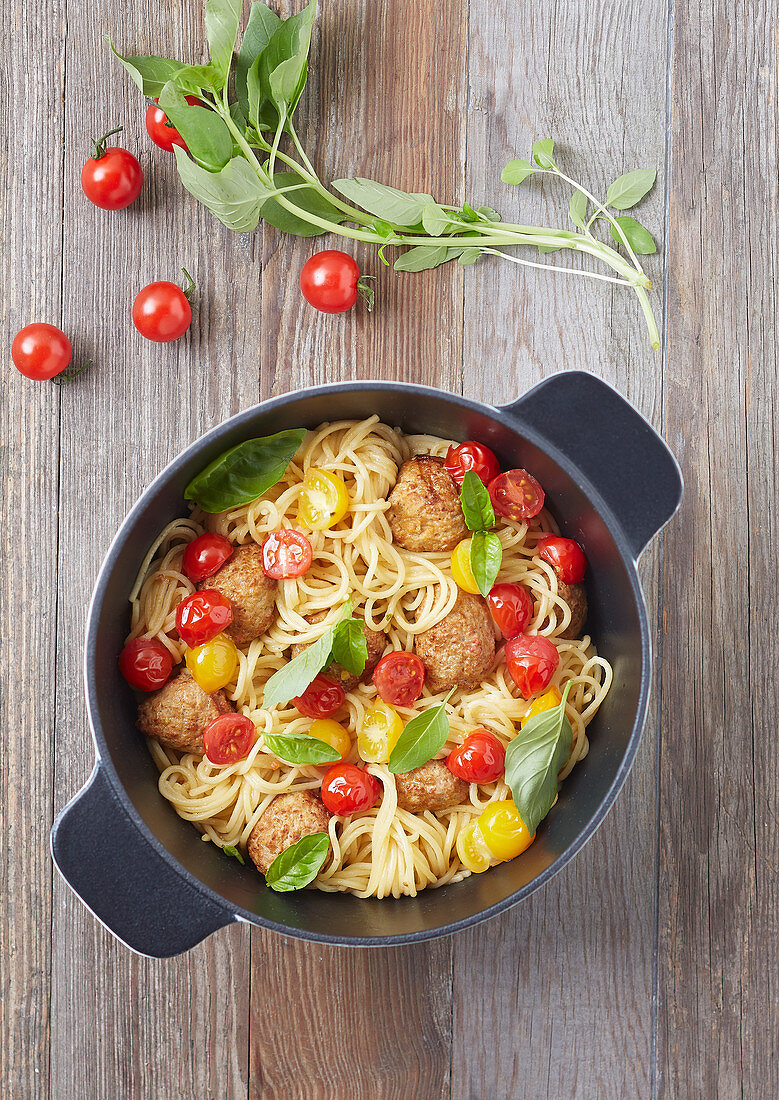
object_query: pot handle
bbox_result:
[51,765,234,958]
[503,371,683,560]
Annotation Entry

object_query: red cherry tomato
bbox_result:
[488,469,545,522]
[300,250,364,314]
[293,675,345,719]
[11,324,72,380]
[176,590,233,648]
[119,637,174,691]
[80,130,142,210]
[261,530,313,579]
[144,96,199,152]
[505,634,559,699]
[487,582,534,640]
[444,441,501,487]
[371,652,426,708]
[203,713,256,765]
[182,533,234,583]
[446,728,506,783]
[537,534,587,584]
[132,279,192,343]
[321,763,381,815]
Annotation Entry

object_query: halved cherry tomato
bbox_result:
[293,675,345,719]
[182,533,234,583]
[203,713,256,765]
[487,582,534,639]
[444,441,501,487]
[450,538,481,594]
[80,130,142,210]
[119,637,173,691]
[446,729,505,783]
[371,652,426,708]
[358,700,404,763]
[297,469,350,530]
[537,534,587,584]
[185,632,238,692]
[176,589,233,648]
[12,324,72,381]
[321,763,381,815]
[505,634,559,699]
[144,96,199,152]
[309,719,352,761]
[488,469,545,522]
[261,529,313,579]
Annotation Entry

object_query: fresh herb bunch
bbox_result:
[111,0,660,347]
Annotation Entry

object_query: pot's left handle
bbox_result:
[51,765,235,958]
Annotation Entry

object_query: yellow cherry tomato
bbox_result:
[309,719,352,761]
[450,538,481,595]
[297,468,350,530]
[479,800,535,862]
[520,685,562,728]
[185,633,238,693]
[456,818,493,874]
[357,701,403,763]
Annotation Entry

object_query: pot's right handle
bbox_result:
[503,371,683,561]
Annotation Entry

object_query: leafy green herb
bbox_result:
[264,732,340,765]
[605,169,657,210]
[262,600,361,710]
[392,245,463,272]
[333,178,434,226]
[236,2,281,116]
[184,428,304,513]
[500,158,535,185]
[205,0,243,85]
[457,248,481,266]
[266,832,329,891]
[159,83,233,170]
[388,691,454,774]
[470,530,502,598]
[568,189,588,229]
[505,683,573,834]
[329,618,368,675]
[532,138,557,169]
[173,147,272,233]
[222,844,245,864]
[458,471,501,595]
[421,202,451,236]
[259,171,347,237]
[609,216,657,255]
[107,41,193,97]
[459,471,495,531]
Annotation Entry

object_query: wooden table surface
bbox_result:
[2,0,777,1096]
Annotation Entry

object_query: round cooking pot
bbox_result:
[51,371,682,957]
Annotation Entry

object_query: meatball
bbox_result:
[558,581,587,640]
[289,612,387,692]
[395,760,468,813]
[201,542,277,646]
[137,669,233,753]
[387,455,468,553]
[247,791,331,876]
[414,591,496,692]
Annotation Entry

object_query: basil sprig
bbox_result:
[505,683,573,834]
[460,470,496,531]
[266,831,329,892]
[184,428,305,513]
[329,617,368,673]
[458,471,502,597]
[221,843,245,865]
[263,732,339,765]
[388,690,454,774]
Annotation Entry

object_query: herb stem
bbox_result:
[482,248,631,287]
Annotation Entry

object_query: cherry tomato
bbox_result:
[309,719,352,761]
[144,96,199,152]
[320,763,381,815]
[537,534,587,584]
[446,729,506,783]
[119,637,173,691]
[261,529,313,579]
[505,634,559,699]
[358,701,404,763]
[488,469,545,522]
[300,250,369,314]
[297,469,350,530]
[132,278,193,343]
[11,324,72,380]
[444,441,501,487]
[181,533,234,583]
[80,129,142,210]
[478,800,535,861]
[487,582,534,639]
[371,652,426,708]
[451,538,481,595]
[203,713,256,765]
[185,633,237,692]
[293,675,345,719]
[520,686,562,728]
[176,590,233,648]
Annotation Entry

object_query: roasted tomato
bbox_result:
[320,763,381,815]
[444,441,501,487]
[119,637,173,691]
[182,533,234,583]
[505,634,559,699]
[176,590,233,648]
[446,729,505,783]
[293,675,345,719]
[488,469,545,522]
[537,534,587,584]
[371,652,426,708]
[203,713,256,765]
[487,582,534,639]
[261,529,313,579]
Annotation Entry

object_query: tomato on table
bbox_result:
[261,529,313,579]
[176,589,233,648]
[299,250,373,314]
[12,324,72,381]
[505,633,559,699]
[293,675,345,719]
[80,128,142,210]
[296,468,350,530]
[145,96,199,152]
[488,469,545,522]
[133,272,193,343]
[487,582,534,639]
[182,533,234,582]
[371,651,426,708]
[537,534,587,584]
[444,441,501,487]
[446,729,505,783]
[203,713,256,765]
[119,637,174,691]
[320,763,381,815]
[185,633,238,693]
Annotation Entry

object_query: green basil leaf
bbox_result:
[537,243,564,254]
[477,205,501,222]
[266,831,329,891]
[264,732,339,765]
[159,83,233,170]
[609,215,657,255]
[501,159,534,185]
[262,599,352,711]
[258,1,316,119]
[184,427,304,512]
[329,618,368,676]
[222,844,245,864]
[388,691,454,774]
[236,2,281,116]
[259,171,346,237]
[205,0,242,85]
[459,201,479,223]
[568,189,588,229]
[457,247,482,266]
[393,245,465,272]
[459,470,495,531]
[469,530,502,597]
[332,178,433,227]
[505,683,572,834]
[605,169,657,210]
[173,146,271,232]
[421,203,451,236]
[107,40,191,97]
[532,138,556,169]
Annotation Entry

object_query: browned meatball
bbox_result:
[201,542,277,646]
[414,591,496,692]
[387,455,468,553]
[136,669,233,753]
[247,791,331,876]
[558,581,587,640]
[395,760,468,813]
[289,611,387,692]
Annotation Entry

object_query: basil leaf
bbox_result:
[159,83,233,171]
[262,600,353,711]
[264,732,339,765]
[537,243,564,254]
[388,691,454,774]
[107,41,190,97]
[459,202,479,223]
[505,683,572,834]
[222,844,245,864]
[609,215,657,255]
[568,189,588,229]
[501,158,534,185]
[236,2,281,117]
[332,178,433,227]
[421,202,451,236]
[184,428,305,512]
[173,146,271,233]
[258,1,317,121]
[477,206,501,222]
[329,618,368,675]
[259,171,346,237]
[457,248,482,266]
[266,831,329,891]
[605,169,657,210]
[205,0,242,85]
[459,470,495,531]
[393,245,465,272]
[532,138,556,169]
[469,531,502,598]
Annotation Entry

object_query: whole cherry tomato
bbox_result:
[182,533,234,583]
[320,763,381,815]
[446,728,506,783]
[132,272,193,342]
[537,534,587,584]
[488,469,545,522]
[145,96,199,152]
[371,652,426,708]
[176,590,233,648]
[80,128,142,210]
[261,529,313,579]
[119,637,173,691]
[293,675,345,719]
[444,441,501,487]
[203,713,256,765]
[505,634,559,699]
[299,250,372,314]
[487,582,534,639]
[12,324,72,381]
